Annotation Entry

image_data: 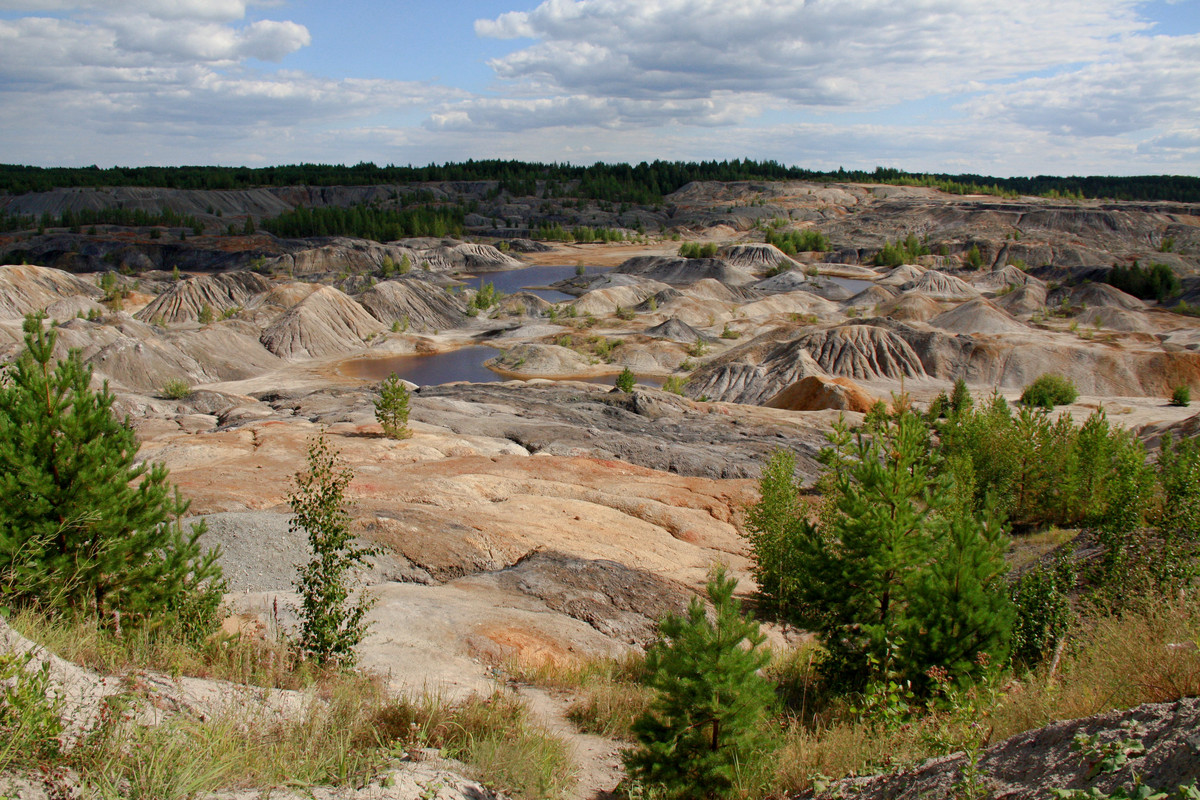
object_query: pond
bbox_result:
[342,346,665,389]
[828,276,876,295]
[462,264,612,302]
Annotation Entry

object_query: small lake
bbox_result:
[342,346,666,389]
[462,264,611,302]
[828,276,876,295]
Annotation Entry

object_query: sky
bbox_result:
[0,0,1198,177]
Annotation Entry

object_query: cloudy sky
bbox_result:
[1,0,1197,176]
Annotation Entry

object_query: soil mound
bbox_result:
[1049,282,1146,311]
[135,271,271,324]
[901,270,982,301]
[487,343,593,376]
[644,317,709,343]
[358,277,467,331]
[0,263,102,320]
[720,243,799,273]
[765,375,879,413]
[797,324,929,381]
[842,285,897,312]
[973,265,1046,293]
[995,283,1049,315]
[881,293,944,322]
[877,264,927,286]
[615,256,757,286]
[930,298,1029,335]
[259,286,384,359]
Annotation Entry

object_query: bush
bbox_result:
[290,434,378,667]
[160,378,192,400]
[0,650,63,772]
[373,373,411,439]
[1106,262,1180,302]
[0,314,224,634]
[678,242,718,259]
[615,367,636,393]
[1020,374,1077,408]
[1171,384,1191,406]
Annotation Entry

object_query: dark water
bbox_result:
[828,276,876,294]
[462,264,611,302]
[342,346,666,389]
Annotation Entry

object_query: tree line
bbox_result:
[2,161,1198,203]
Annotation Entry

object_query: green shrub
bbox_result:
[662,376,688,395]
[1171,384,1191,407]
[160,378,192,400]
[615,367,636,393]
[0,650,63,772]
[678,242,718,259]
[1020,374,1077,408]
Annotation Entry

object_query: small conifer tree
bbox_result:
[290,434,378,667]
[0,314,223,634]
[615,367,636,393]
[625,567,774,799]
[374,373,411,439]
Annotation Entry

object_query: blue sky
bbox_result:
[1,0,1197,176]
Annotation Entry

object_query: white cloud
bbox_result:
[475,0,1149,113]
[964,34,1200,138]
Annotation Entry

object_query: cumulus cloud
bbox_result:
[475,0,1148,111]
[964,34,1200,138]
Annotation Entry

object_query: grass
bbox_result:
[3,612,576,800]
[509,593,1200,799]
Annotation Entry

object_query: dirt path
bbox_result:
[516,686,626,800]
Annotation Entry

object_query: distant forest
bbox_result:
[1,160,1198,203]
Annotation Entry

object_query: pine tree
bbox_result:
[373,372,411,439]
[290,433,378,666]
[625,567,774,800]
[0,314,223,634]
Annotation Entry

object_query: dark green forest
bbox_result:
[2,161,1198,203]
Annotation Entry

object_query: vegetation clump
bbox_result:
[873,234,930,267]
[764,228,828,254]
[1020,373,1078,408]
[679,242,719,259]
[615,367,636,393]
[1105,261,1180,302]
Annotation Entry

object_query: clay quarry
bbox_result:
[2,178,1200,799]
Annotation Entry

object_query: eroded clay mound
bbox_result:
[644,317,709,343]
[487,343,594,376]
[1049,282,1146,311]
[973,264,1046,294]
[358,277,467,331]
[720,243,800,273]
[135,272,271,324]
[900,270,982,301]
[930,298,1029,335]
[995,283,1049,316]
[259,285,384,359]
[881,292,945,322]
[876,263,926,286]
[0,263,102,320]
[614,255,757,287]
[765,375,879,413]
[796,324,930,381]
[842,285,897,312]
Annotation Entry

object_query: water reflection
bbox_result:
[462,264,611,302]
[342,346,666,389]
